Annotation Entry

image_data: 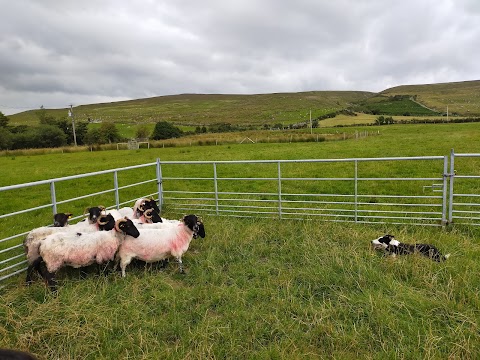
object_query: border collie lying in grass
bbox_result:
[371,234,450,262]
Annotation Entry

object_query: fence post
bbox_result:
[448,149,455,224]
[354,160,358,222]
[156,158,163,209]
[213,162,219,215]
[113,171,120,209]
[277,161,282,219]
[441,155,448,225]
[50,181,57,215]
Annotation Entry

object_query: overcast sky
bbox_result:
[1,0,479,115]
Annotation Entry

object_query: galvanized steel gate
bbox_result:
[1,151,479,286]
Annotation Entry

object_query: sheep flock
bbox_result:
[23,198,205,292]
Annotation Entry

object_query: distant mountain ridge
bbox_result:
[8,79,480,126]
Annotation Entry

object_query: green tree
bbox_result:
[74,122,88,145]
[151,121,182,140]
[99,122,121,143]
[0,131,12,149]
[37,106,57,125]
[136,124,150,139]
[0,111,9,127]
[11,125,66,149]
[84,128,104,145]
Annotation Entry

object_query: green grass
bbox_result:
[1,219,479,359]
[381,80,480,116]
[358,95,439,116]
[1,122,480,359]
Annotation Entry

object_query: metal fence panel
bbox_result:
[0,161,162,287]
[449,150,480,225]
[2,152,479,286]
[159,156,448,226]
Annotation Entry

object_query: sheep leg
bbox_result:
[38,261,57,292]
[25,258,42,285]
[120,256,132,277]
[177,257,184,274]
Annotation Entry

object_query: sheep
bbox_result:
[24,212,107,284]
[118,206,134,218]
[132,197,162,222]
[53,212,72,227]
[106,208,124,221]
[84,205,106,224]
[133,211,181,229]
[34,215,140,291]
[116,214,205,277]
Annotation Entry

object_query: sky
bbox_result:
[1,0,479,115]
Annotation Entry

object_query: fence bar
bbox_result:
[0,162,157,193]
[50,181,57,215]
[354,160,358,223]
[156,158,163,208]
[442,156,448,225]
[114,171,120,209]
[213,163,219,215]
[278,161,282,219]
[0,203,53,220]
[449,149,455,223]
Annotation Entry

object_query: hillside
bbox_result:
[7,80,480,130]
[8,91,373,127]
[380,80,480,116]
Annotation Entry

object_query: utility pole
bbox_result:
[310,109,312,134]
[68,104,77,146]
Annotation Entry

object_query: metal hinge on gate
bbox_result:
[444,170,457,178]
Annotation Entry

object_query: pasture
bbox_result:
[1,122,480,359]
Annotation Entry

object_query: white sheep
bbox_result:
[24,215,101,264]
[118,207,134,218]
[132,197,162,222]
[116,214,205,277]
[24,212,117,285]
[35,216,140,291]
[133,213,181,229]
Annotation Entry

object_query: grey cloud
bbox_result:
[1,0,479,115]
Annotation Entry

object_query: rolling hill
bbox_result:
[8,91,373,127]
[7,80,480,129]
[380,79,480,116]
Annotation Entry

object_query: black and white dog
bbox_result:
[371,234,450,262]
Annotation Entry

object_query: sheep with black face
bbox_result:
[116,215,205,276]
[35,215,140,291]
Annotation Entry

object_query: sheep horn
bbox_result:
[83,207,90,216]
[144,208,153,219]
[97,215,109,225]
[115,218,128,232]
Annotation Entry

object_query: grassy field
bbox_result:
[1,122,480,359]
[381,80,480,116]
[1,219,479,359]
